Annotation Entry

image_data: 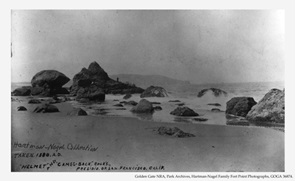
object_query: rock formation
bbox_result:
[170,106,199,116]
[140,86,168,98]
[130,99,154,113]
[70,62,144,100]
[226,97,257,117]
[246,89,285,123]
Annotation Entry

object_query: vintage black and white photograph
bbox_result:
[11,10,287,173]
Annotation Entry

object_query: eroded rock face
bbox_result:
[140,86,168,98]
[70,61,144,97]
[197,88,227,97]
[170,106,199,116]
[130,99,154,113]
[226,97,257,117]
[246,89,285,123]
[76,85,105,102]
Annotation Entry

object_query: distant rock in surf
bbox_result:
[131,99,154,113]
[192,118,208,122]
[168,100,181,102]
[170,106,199,117]
[197,88,227,97]
[226,97,257,117]
[140,86,168,98]
[211,108,221,112]
[70,61,144,98]
[246,89,284,123]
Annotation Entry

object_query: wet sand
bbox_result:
[11,98,284,172]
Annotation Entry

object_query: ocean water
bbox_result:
[11,81,284,127]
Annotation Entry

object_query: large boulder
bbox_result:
[31,70,70,88]
[131,99,154,113]
[246,89,284,123]
[70,61,144,96]
[197,88,227,97]
[30,70,70,96]
[170,106,199,116]
[226,97,257,117]
[11,86,31,96]
[140,86,168,98]
[33,104,59,113]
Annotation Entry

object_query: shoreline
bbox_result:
[11,98,284,172]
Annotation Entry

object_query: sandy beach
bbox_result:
[11,97,284,172]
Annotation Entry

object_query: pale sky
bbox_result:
[11,10,285,84]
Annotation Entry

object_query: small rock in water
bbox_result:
[169,100,181,102]
[28,99,41,104]
[113,103,124,107]
[17,106,27,111]
[192,118,208,122]
[176,103,185,106]
[170,106,199,116]
[155,126,195,138]
[123,94,132,100]
[124,100,138,106]
[153,106,162,111]
[211,108,221,112]
[151,102,161,105]
[131,99,154,113]
[208,103,221,107]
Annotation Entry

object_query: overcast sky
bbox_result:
[11,10,285,84]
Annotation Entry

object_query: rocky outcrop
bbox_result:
[31,70,70,96]
[11,86,31,96]
[130,99,154,113]
[155,126,195,138]
[67,108,87,116]
[226,97,257,117]
[33,104,59,113]
[246,89,285,123]
[197,88,227,97]
[140,86,168,98]
[70,62,144,98]
[170,106,199,116]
